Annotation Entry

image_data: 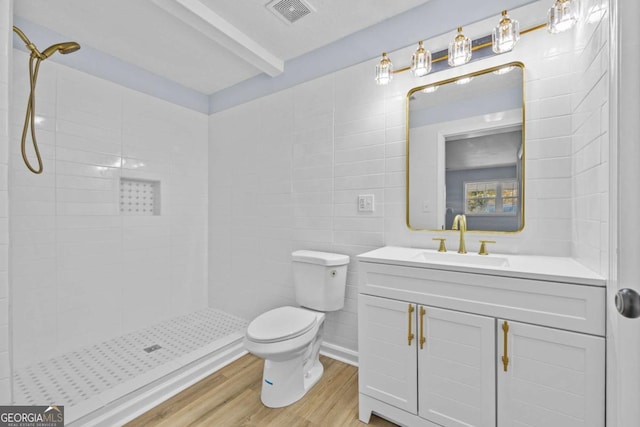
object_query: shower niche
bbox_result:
[120,177,161,215]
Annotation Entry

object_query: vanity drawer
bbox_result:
[359,261,605,336]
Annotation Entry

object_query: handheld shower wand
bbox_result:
[12,26,80,174]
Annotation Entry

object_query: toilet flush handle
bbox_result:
[330,270,337,277]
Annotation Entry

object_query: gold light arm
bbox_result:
[501,321,510,372]
[419,307,426,350]
[407,304,415,346]
[391,23,547,75]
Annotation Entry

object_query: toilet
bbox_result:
[243,250,350,408]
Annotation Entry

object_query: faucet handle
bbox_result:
[432,238,447,252]
[478,240,496,255]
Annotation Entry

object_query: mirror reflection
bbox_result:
[407,62,525,232]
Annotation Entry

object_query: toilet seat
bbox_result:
[246,306,317,343]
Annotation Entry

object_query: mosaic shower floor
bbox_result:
[13,308,248,416]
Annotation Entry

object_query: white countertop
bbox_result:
[357,246,606,287]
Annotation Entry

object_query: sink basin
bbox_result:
[411,251,510,268]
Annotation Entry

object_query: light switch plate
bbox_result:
[358,194,375,212]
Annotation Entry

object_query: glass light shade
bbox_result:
[448,27,472,67]
[411,41,432,77]
[492,10,520,53]
[375,52,393,85]
[548,0,578,33]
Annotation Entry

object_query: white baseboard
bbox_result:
[320,341,358,367]
[70,340,247,427]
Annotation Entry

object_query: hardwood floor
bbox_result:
[126,354,397,427]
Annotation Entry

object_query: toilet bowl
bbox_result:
[244,250,349,408]
[244,306,325,408]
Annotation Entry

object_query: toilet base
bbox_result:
[259,321,325,408]
[260,356,323,408]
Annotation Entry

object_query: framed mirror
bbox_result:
[406,62,525,233]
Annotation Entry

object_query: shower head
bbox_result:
[13,26,80,60]
[41,42,81,59]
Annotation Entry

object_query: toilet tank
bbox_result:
[292,250,350,311]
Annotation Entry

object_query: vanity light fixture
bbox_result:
[411,41,432,77]
[373,0,579,85]
[448,27,472,67]
[375,52,393,85]
[492,10,520,53]
[547,0,578,33]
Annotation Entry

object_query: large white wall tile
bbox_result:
[571,6,610,276]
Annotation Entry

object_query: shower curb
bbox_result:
[69,339,247,427]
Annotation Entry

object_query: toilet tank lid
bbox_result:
[292,250,350,266]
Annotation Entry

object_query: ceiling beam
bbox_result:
[152,0,284,77]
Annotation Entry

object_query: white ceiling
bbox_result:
[14,0,431,94]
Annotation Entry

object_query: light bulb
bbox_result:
[492,10,520,53]
[411,41,432,77]
[448,27,472,67]
[375,52,393,85]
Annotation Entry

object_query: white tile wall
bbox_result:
[0,0,12,404]
[208,5,610,352]
[10,50,209,370]
[571,0,609,276]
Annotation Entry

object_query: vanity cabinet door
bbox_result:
[358,294,418,414]
[497,320,605,427]
[418,306,496,427]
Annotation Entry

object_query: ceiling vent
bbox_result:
[266,0,315,24]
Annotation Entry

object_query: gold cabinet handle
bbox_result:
[407,304,415,346]
[419,307,426,349]
[501,321,509,372]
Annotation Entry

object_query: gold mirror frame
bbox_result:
[406,61,526,234]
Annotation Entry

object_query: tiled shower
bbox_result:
[9,51,210,366]
[6,47,243,422]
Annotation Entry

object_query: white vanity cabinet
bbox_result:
[497,320,605,427]
[418,306,495,427]
[357,247,606,427]
[359,295,497,426]
[358,295,418,413]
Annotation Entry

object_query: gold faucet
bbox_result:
[451,214,467,254]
